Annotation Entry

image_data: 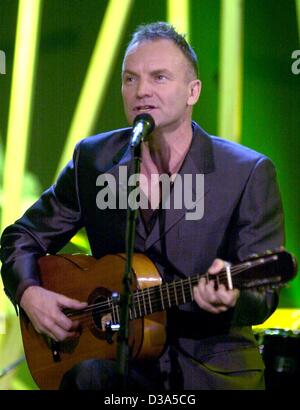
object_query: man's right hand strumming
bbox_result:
[20,286,87,342]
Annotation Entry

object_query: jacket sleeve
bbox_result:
[0,142,84,309]
[228,156,285,325]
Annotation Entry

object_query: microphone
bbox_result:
[130,113,155,147]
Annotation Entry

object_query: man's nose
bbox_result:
[136,79,153,98]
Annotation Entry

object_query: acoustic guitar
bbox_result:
[20,248,297,389]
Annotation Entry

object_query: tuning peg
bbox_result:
[264,249,273,255]
[242,252,259,262]
[273,284,285,290]
[265,284,282,291]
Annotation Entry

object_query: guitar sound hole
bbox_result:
[91,296,112,330]
[88,287,113,340]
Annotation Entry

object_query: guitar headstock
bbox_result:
[231,248,298,291]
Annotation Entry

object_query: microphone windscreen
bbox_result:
[133,113,155,133]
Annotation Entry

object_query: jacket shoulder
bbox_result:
[74,127,131,170]
[78,127,131,152]
[210,135,268,165]
[192,121,272,175]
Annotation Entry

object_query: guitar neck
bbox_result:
[117,252,291,321]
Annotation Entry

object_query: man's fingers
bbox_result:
[47,323,79,342]
[193,285,227,314]
[32,303,82,340]
[55,311,81,332]
[57,294,87,310]
[223,288,240,307]
[20,287,86,341]
[208,258,226,274]
[40,314,81,341]
[193,276,240,314]
[193,279,222,313]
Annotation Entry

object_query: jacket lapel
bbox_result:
[144,122,215,249]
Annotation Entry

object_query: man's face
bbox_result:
[121,39,200,133]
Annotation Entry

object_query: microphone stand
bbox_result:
[115,141,142,390]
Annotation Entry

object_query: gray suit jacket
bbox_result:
[0,122,285,388]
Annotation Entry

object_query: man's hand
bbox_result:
[20,286,87,341]
[193,259,240,314]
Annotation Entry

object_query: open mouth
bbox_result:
[134,105,156,112]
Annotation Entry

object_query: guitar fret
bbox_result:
[127,308,132,323]
[183,279,188,303]
[159,286,165,310]
[153,286,163,312]
[168,281,174,307]
[166,284,171,307]
[181,280,186,304]
[188,277,194,301]
[137,291,142,317]
[147,288,153,313]
[173,282,178,306]
[142,289,147,316]
[132,295,137,319]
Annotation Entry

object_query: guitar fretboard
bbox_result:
[108,275,201,324]
[107,253,284,324]
[133,275,200,319]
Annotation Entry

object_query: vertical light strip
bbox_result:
[218,0,243,142]
[296,0,300,42]
[0,0,42,367]
[55,0,133,180]
[1,0,43,232]
[167,0,190,40]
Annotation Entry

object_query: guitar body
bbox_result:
[20,253,167,390]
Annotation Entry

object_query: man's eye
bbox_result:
[156,74,166,81]
[124,76,134,83]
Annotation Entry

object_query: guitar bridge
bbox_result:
[105,321,120,344]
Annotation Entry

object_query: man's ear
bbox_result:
[187,80,202,106]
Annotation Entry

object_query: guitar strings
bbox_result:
[65,260,262,329]
[66,260,264,322]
